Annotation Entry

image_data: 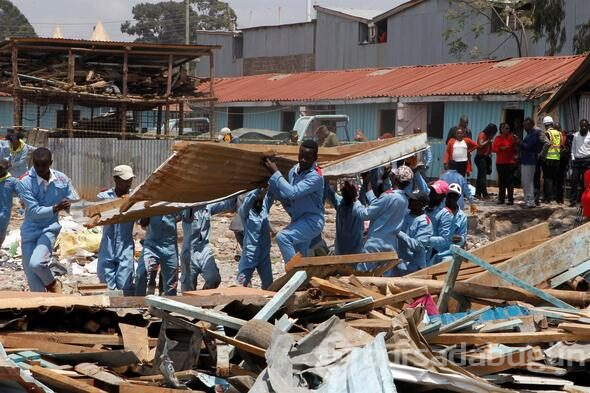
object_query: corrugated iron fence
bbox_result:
[47,138,173,200]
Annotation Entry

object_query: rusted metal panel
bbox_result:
[47,138,173,200]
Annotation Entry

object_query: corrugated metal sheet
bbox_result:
[335,103,395,140]
[48,139,173,200]
[197,55,585,103]
[243,108,282,130]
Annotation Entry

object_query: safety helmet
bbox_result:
[448,183,462,196]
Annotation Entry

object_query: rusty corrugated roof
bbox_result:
[198,56,586,103]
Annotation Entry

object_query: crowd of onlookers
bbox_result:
[444,115,590,209]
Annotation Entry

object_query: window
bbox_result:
[359,22,369,44]
[281,111,296,131]
[379,109,396,136]
[427,103,445,139]
[56,110,81,129]
[359,20,387,44]
[227,107,244,130]
[376,19,387,44]
[233,35,243,59]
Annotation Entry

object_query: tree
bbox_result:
[0,0,37,40]
[574,21,590,54]
[121,0,237,44]
[444,0,565,60]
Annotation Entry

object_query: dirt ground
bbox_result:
[0,186,579,294]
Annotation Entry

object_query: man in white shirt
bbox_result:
[570,119,590,207]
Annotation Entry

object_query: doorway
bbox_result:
[504,109,524,139]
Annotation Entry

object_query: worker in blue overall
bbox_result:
[135,213,179,296]
[0,159,17,249]
[17,148,79,292]
[180,197,237,291]
[440,161,475,210]
[264,140,324,263]
[6,129,35,178]
[236,188,274,289]
[426,180,454,265]
[325,181,364,255]
[96,165,135,295]
[355,166,413,275]
[394,191,433,276]
[436,183,468,261]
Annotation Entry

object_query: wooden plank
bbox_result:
[119,323,150,363]
[310,277,359,298]
[558,322,590,335]
[0,336,103,354]
[437,254,463,313]
[204,329,265,358]
[433,306,492,336]
[345,319,392,335]
[120,384,205,393]
[550,259,590,288]
[331,277,383,298]
[428,330,590,345]
[356,287,428,313]
[478,319,523,333]
[83,197,126,218]
[253,270,306,323]
[0,332,157,347]
[286,252,397,272]
[463,348,533,376]
[30,365,108,393]
[0,295,110,311]
[452,246,577,310]
[469,221,590,288]
[144,295,245,330]
[74,363,125,387]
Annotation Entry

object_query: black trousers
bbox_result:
[454,161,468,177]
[474,155,490,197]
[496,164,515,202]
[534,161,542,203]
[571,158,590,203]
[542,159,561,203]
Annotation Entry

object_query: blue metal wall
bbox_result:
[335,103,395,141]
[242,107,282,130]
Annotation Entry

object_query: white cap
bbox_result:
[113,165,135,180]
[543,116,554,125]
[220,127,231,135]
[448,183,462,195]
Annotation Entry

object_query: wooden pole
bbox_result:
[166,54,173,97]
[209,53,216,139]
[437,255,463,314]
[120,103,127,140]
[36,104,41,129]
[164,101,170,136]
[11,44,21,128]
[156,105,162,140]
[66,50,75,137]
[122,51,129,97]
[178,101,185,136]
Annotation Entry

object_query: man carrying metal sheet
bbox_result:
[96,165,135,295]
[263,140,324,263]
[17,148,79,292]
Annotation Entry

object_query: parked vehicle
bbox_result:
[145,117,210,137]
[294,114,350,143]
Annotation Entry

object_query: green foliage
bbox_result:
[0,0,36,40]
[574,21,590,54]
[531,0,566,55]
[121,0,237,44]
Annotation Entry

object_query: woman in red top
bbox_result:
[581,169,590,218]
[492,123,519,205]
[444,128,478,177]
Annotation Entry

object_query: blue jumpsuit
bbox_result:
[0,174,17,247]
[96,189,135,294]
[355,189,408,273]
[17,168,79,292]
[325,185,363,255]
[236,189,274,289]
[404,171,429,194]
[269,164,324,263]
[435,208,468,260]
[180,198,237,292]
[394,213,433,276]
[135,214,179,296]
[0,142,10,162]
[9,142,35,179]
[439,170,474,210]
[427,201,454,265]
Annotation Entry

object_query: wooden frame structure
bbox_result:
[0,38,220,139]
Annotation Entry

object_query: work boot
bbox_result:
[46,278,63,294]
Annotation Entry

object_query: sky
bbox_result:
[11,0,398,41]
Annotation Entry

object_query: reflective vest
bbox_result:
[546,128,561,161]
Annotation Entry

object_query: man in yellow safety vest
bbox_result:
[542,116,563,204]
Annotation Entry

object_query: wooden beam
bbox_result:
[452,246,577,310]
[122,50,129,97]
[558,322,590,335]
[550,259,590,288]
[178,101,184,136]
[166,54,173,97]
[428,330,590,345]
[0,295,110,311]
[286,252,397,272]
[437,254,463,313]
[463,348,533,376]
[468,221,590,288]
[144,295,245,330]
[119,323,150,362]
[74,363,126,387]
[209,53,215,139]
[30,365,108,393]
[156,105,163,139]
[164,101,170,135]
[0,332,156,347]
[204,329,265,358]
[310,277,359,298]
[356,287,428,313]
[0,336,104,354]
[120,384,205,393]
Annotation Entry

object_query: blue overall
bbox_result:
[135,214,179,296]
[325,185,363,255]
[394,213,433,276]
[435,208,468,261]
[17,168,79,292]
[9,142,35,179]
[439,169,474,209]
[0,142,9,162]
[427,201,454,265]
[236,189,274,289]
[355,189,408,273]
[0,174,17,247]
[269,163,324,263]
[180,198,237,292]
[96,189,135,295]
[404,171,429,194]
